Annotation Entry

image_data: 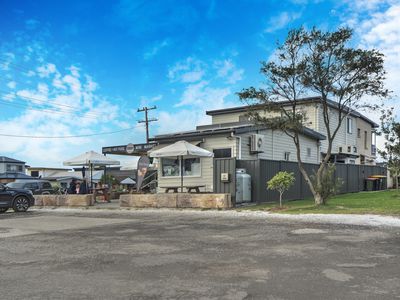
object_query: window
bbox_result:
[183,158,200,176]
[284,152,290,161]
[42,182,52,189]
[161,157,201,177]
[213,148,232,158]
[364,131,368,149]
[6,164,23,172]
[31,171,39,177]
[307,148,311,157]
[25,182,39,190]
[357,128,361,138]
[347,118,353,134]
[161,158,180,177]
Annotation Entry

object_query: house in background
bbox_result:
[26,167,72,178]
[0,156,26,173]
[0,156,32,183]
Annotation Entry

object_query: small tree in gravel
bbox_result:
[267,172,295,207]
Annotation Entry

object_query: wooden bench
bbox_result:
[185,185,206,193]
[161,186,180,193]
[160,185,206,193]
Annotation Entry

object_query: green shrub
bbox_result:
[267,171,295,207]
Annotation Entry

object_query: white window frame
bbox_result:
[160,157,202,178]
[213,147,233,159]
[347,117,353,134]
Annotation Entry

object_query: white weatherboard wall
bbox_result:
[238,129,319,163]
[356,117,376,165]
[156,136,237,192]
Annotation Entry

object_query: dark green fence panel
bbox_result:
[213,158,236,202]
[237,159,387,203]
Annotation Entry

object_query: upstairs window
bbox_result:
[347,118,353,134]
[357,128,361,138]
[364,131,368,149]
[307,148,311,157]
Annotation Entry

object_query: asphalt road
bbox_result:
[0,209,399,300]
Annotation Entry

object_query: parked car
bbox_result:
[6,180,54,195]
[0,183,35,213]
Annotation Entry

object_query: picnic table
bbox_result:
[92,187,110,202]
[160,185,206,193]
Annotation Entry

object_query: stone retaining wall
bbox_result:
[34,194,94,207]
[120,193,232,209]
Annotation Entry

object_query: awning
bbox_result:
[147,141,202,154]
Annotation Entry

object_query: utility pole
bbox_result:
[137,105,158,143]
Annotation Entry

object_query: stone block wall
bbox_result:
[120,193,232,209]
[34,194,94,207]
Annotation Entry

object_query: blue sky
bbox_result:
[0,0,399,167]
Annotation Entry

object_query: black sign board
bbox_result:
[102,143,156,155]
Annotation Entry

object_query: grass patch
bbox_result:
[240,190,400,215]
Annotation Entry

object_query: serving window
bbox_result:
[161,157,201,177]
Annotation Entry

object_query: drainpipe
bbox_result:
[237,136,242,159]
[229,133,241,159]
[271,129,274,160]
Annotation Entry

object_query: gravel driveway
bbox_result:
[0,209,399,299]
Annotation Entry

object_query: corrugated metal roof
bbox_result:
[205,97,379,128]
[0,156,26,164]
[150,122,325,142]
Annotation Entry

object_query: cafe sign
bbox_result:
[102,143,156,155]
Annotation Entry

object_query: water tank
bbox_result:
[236,169,251,203]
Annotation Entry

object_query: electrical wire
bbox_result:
[0,125,146,139]
[0,99,102,120]
[0,89,106,117]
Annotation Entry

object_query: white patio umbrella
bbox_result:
[149,140,213,192]
[63,151,120,189]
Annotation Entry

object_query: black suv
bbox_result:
[6,180,54,195]
[0,183,35,213]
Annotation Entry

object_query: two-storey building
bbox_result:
[206,97,378,165]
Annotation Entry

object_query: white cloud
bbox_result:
[139,94,162,107]
[155,55,243,135]
[214,59,244,84]
[264,11,302,33]
[7,81,16,89]
[168,57,206,83]
[37,63,57,78]
[0,62,127,167]
[144,39,170,60]
[339,1,400,157]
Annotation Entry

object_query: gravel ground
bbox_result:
[32,207,400,228]
[1,209,400,299]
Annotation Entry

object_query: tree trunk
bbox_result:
[314,193,324,205]
[294,135,322,206]
[279,191,283,208]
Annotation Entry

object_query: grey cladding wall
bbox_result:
[214,158,387,203]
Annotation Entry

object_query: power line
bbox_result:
[0,99,101,120]
[0,125,146,139]
[0,90,106,118]
[137,105,158,143]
